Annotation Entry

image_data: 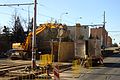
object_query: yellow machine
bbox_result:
[10,23,63,60]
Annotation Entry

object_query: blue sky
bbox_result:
[0,0,120,44]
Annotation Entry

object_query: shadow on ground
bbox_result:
[79,72,120,76]
[103,53,120,68]
[103,63,120,68]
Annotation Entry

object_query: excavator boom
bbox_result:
[10,23,63,59]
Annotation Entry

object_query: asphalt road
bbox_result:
[0,53,120,80]
[60,53,120,80]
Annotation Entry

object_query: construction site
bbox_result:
[0,0,120,80]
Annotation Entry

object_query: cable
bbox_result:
[7,5,53,19]
[0,12,12,16]
[0,2,70,24]
[108,31,120,32]
[0,2,81,25]
[0,3,34,6]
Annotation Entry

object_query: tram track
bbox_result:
[0,60,72,80]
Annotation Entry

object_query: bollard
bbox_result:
[72,59,81,78]
[53,64,60,80]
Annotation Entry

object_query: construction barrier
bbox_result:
[72,59,81,74]
[88,58,92,68]
[39,54,53,67]
[53,64,60,80]
[71,59,81,79]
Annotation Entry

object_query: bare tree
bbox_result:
[12,16,25,43]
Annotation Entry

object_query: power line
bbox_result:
[0,12,12,16]
[108,31,120,32]
[82,24,103,27]
[0,2,65,21]
[0,3,71,24]
[0,3,34,6]
[7,5,53,19]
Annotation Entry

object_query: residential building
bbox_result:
[90,27,108,47]
[107,36,112,47]
[68,23,89,41]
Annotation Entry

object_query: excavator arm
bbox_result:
[22,24,46,51]
[10,23,63,59]
[22,23,60,51]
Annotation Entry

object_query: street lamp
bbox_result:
[59,12,68,23]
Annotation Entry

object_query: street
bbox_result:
[0,52,120,80]
[60,53,120,80]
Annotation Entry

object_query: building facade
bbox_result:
[107,36,112,47]
[67,23,89,57]
[90,27,108,47]
[68,23,89,41]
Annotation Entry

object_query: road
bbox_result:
[60,53,120,80]
[0,53,120,80]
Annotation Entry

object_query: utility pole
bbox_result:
[103,11,106,28]
[0,1,36,69]
[102,11,106,50]
[31,0,37,69]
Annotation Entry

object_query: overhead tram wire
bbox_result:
[0,3,61,23]
[6,4,53,19]
[108,31,120,32]
[0,2,68,23]
[3,6,54,24]
[0,12,12,16]
[0,3,34,6]
[7,3,46,12]
[0,3,34,17]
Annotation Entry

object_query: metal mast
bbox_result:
[103,11,106,28]
[31,0,37,69]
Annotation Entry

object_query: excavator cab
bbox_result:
[12,43,24,51]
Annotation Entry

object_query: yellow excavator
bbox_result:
[10,23,63,60]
